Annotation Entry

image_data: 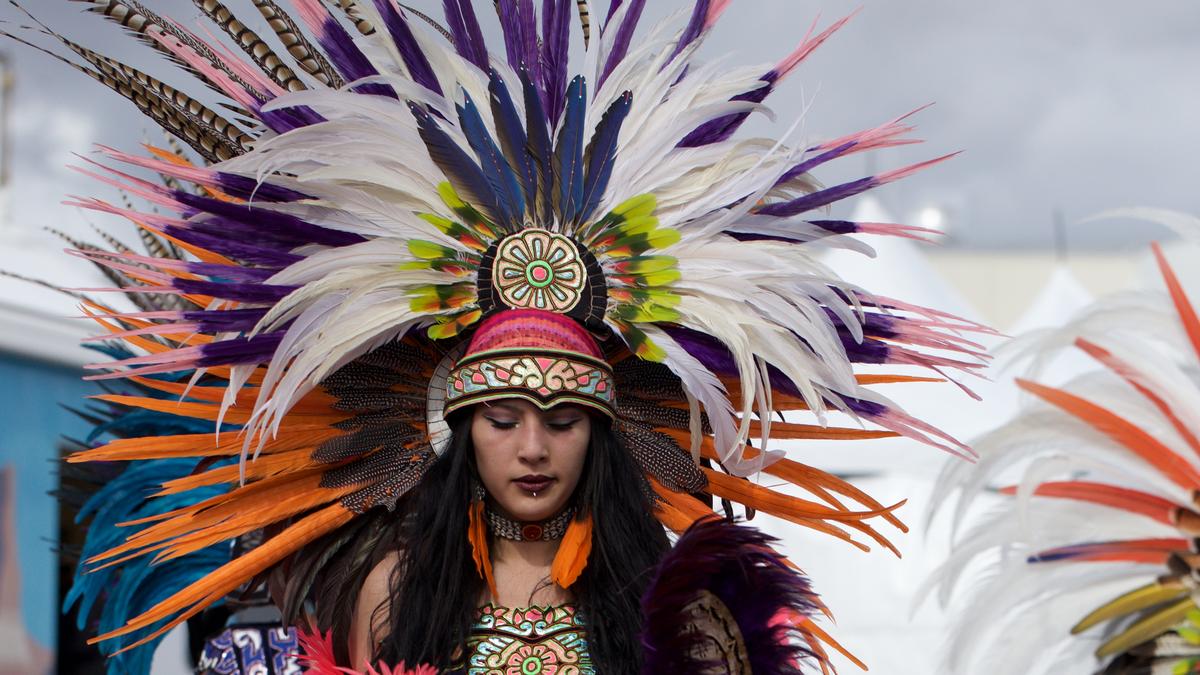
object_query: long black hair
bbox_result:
[374,412,671,672]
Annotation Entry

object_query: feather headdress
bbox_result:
[927,211,1200,674]
[11,0,986,668]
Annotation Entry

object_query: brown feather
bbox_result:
[193,0,306,92]
[331,0,375,36]
[71,0,261,99]
[250,0,343,87]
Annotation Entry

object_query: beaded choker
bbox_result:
[486,507,574,542]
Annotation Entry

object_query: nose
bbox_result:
[515,422,550,464]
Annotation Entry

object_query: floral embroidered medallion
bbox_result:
[493,230,586,313]
[464,604,593,675]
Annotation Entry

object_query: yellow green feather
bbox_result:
[408,239,458,260]
[1072,580,1188,635]
[1095,597,1194,659]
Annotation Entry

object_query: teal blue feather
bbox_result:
[410,101,502,225]
[62,344,237,675]
[488,69,537,219]
[457,91,524,229]
[580,90,633,224]
[554,75,587,224]
[521,70,554,223]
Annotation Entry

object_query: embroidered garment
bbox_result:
[456,604,594,675]
[197,624,303,675]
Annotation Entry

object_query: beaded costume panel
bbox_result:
[458,604,594,675]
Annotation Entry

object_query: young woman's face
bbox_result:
[471,399,591,523]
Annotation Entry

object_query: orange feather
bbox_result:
[1076,337,1200,459]
[468,500,498,599]
[1018,378,1200,489]
[69,426,341,462]
[702,468,902,523]
[1153,242,1200,360]
[550,513,593,589]
[91,503,354,653]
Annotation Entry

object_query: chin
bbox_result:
[498,488,570,522]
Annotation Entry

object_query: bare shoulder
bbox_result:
[348,551,403,668]
[362,551,402,608]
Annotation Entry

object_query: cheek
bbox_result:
[470,420,508,486]
[556,430,590,488]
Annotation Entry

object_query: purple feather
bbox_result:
[443,0,489,70]
[301,2,396,98]
[640,517,819,674]
[174,279,297,304]
[677,76,773,148]
[844,396,887,418]
[374,0,443,95]
[183,308,269,334]
[755,176,876,218]
[161,226,302,268]
[723,219,858,244]
[669,0,710,62]
[496,0,540,81]
[196,333,285,367]
[213,173,309,203]
[174,192,366,248]
[496,0,524,71]
[605,0,624,24]
[185,261,277,282]
[662,325,891,404]
[541,0,572,124]
[599,0,646,89]
[775,141,859,186]
[257,105,326,134]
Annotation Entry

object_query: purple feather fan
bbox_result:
[639,517,819,674]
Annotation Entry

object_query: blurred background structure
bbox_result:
[0,1,1195,673]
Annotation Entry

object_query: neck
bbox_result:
[491,536,559,566]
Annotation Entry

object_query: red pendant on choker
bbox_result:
[486,506,573,542]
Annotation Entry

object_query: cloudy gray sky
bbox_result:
[0,0,1195,251]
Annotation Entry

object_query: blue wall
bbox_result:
[0,352,93,652]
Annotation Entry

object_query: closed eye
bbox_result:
[484,417,518,430]
[546,419,582,431]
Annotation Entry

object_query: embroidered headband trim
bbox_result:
[444,347,616,418]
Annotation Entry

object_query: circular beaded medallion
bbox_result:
[494,229,586,313]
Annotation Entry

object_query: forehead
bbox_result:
[480,399,585,416]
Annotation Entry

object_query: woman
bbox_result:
[33,1,984,672]
[345,310,666,672]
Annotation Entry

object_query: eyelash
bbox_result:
[484,418,579,431]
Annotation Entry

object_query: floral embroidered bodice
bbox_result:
[454,603,594,675]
